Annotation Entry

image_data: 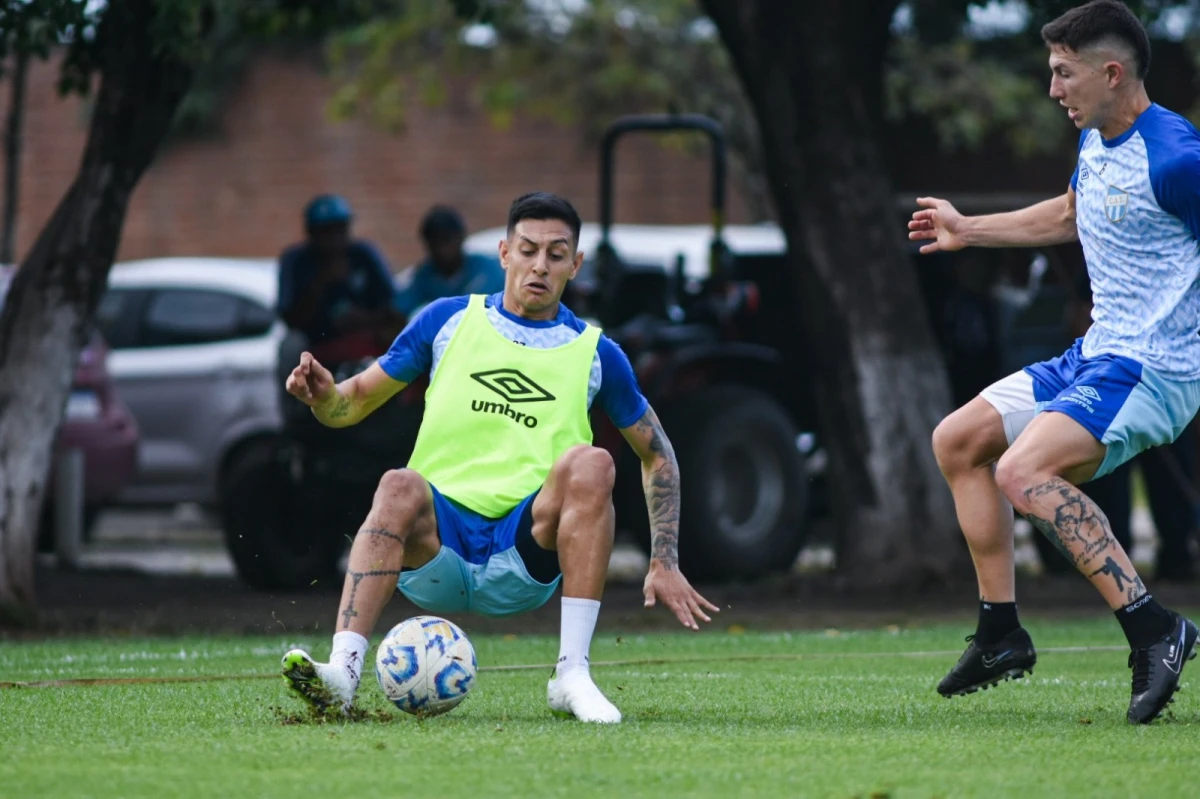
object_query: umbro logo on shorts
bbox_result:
[1076,386,1102,401]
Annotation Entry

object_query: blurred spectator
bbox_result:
[1066,263,1199,581]
[393,205,505,317]
[917,248,1004,407]
[940,253,1003,406]
[277,194,401,356]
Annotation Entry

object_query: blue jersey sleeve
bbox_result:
[1143,108,1200,241]
[595,336,649,428]
[377,296,467,383]
[1153,153,1200,242]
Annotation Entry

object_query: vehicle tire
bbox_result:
[641,386,809,583]
[221,439,343,591]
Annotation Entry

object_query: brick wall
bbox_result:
[7,52,753,271]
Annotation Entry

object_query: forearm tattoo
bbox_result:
[1022,477,1146,603]
[324,393,352,420]
[635,409,681,570]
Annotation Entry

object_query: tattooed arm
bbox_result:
[618,406,681,568]
[619,406,719,630]
[286,353,407,429]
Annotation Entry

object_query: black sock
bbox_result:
[1116,594,1175,650]
[975,601,1020,645]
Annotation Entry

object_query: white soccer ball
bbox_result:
[375,615,477,717]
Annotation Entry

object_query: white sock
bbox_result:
[330,630,368,686]
[557,597,601,677]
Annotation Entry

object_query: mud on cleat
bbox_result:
[281,649,356,717]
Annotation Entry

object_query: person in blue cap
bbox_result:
[277,194,401,349]
[393,204,506,318]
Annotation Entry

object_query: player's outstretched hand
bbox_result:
[908,196,968,254]
[643,560,719,631]
[285,351,336,408]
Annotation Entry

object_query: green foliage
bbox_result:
[328,0,750,136]
[0,0,95,60]
[886,0,1199,157]
[885,36,1070,157]
[326,0,768,213]
[0,1,380,141]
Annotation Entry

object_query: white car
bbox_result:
[96,257,287,508]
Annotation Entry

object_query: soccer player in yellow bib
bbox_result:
[280,192,718,722]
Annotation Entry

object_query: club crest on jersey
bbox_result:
[1105,185,1128,223]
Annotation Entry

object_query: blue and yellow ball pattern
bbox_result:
[375,615,477,717]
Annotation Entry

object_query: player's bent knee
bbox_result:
[933,402,1006,474]
[993,450,1036,505]
[560,446,616,495]
[374,468,430,513]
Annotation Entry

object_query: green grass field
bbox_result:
[3,617,1199,798]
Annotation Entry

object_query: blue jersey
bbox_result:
[1070,103,1200,379]
[378,292,649,428]
[393,254,507,317]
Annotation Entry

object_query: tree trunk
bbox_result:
[700,0,966,587]
[1,49,29,265]
[0,0,200,623]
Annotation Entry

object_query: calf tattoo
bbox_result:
[1089,556,1147,604]
[1022,477,1112,568]
[1022,477,1147,603]
[633,408,681,570]
[339,568,402,630]
[357,527,405,545]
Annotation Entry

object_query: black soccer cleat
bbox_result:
[937,627,1037,697]
[1127,613,1198,724]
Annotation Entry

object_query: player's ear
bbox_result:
[1105,59,1124,88]
[498,237,510,269]
[570,249,584,279]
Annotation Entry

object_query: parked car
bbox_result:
[95,258,286,510]
[0,265,140,548]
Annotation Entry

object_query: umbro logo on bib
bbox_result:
[469,368,555,429]
[470,369,556,403]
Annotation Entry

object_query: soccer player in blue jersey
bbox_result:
[909,0,1199,723]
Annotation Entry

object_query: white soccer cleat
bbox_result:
[547,669,622,724]
[281,649,357,717]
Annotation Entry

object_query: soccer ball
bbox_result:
[375,615,477,717]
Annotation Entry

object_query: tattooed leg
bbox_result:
[532,446,616,600]
[334,469,438,636]
[1016,476,1146,609]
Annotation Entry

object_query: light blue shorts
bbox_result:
[982,339,1200,480]
[396,486,561,618]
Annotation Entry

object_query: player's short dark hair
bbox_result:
[1041,0,1151,80]
[419,205,466,241]
[506,192,582,247]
